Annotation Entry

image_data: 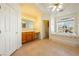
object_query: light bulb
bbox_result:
[58,4,63,9]
[57,8,60,11]
[52,6,56,12]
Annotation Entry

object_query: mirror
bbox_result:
[22,19,34,29]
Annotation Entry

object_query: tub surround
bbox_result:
[50,34,79,47]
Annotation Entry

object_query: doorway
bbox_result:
[42,20,49,39]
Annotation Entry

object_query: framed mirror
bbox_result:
[22,19,34,29]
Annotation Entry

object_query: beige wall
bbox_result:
[22,16,41,32]
[20,4,43,32]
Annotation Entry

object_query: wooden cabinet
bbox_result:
[22,32,35,44]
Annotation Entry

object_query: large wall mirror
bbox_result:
[22,19,34,30]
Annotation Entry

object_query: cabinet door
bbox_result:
[0,6,6,55]
[22,32,27,43]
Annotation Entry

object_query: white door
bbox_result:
[16,10,22,49]
[0,5,6,55]
[4,5,14,55]
[9,6,22,54]
[0,4,22,55]
[5,4,22,55]
[9,8,18,54]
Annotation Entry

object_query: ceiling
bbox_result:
[20,3,40,19]
[20,3,45,19]
[36,3,79,16]
[19,3,79,19]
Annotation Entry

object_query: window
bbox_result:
[51,17,76,35]
[56,18,74,34]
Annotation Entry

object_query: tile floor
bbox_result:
[12,39,79,56]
